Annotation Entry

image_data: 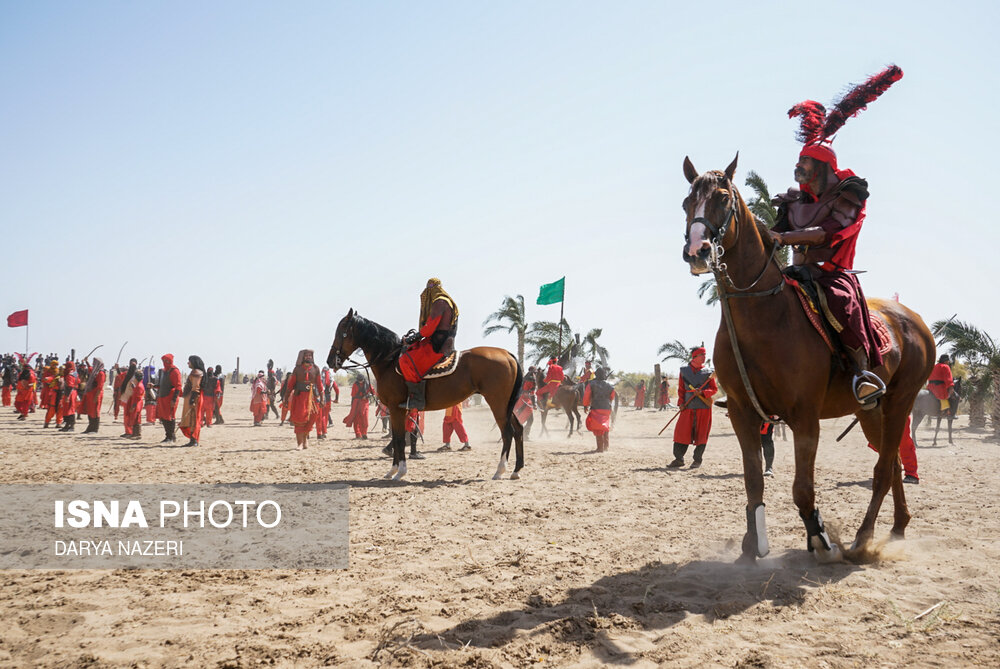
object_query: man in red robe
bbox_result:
[658,378,671,411]
[633,381,646,410]
[343,375,370,439]
[212,364,225,424]
[200,367,218,429]
[41,360,62,428]
[250,371,269,426]
[80,357,106,433]
[398,278,459,409]
[439,403,471,451]
[578,360,594,384]
[121,369,144,440]
[156,354,183,443]
[926,355,954,412]
[538,357,564,408]
[57,361,80,432]
[286,349,322,450]
[14,363,36,420]
[668,347,718,469]
[2,358,16,407]
[583,368,616,452]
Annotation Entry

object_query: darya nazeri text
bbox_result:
[54,540,183,556]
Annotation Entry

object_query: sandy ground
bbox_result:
[1,383,999,668]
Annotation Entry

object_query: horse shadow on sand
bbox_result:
[410,556,859,660]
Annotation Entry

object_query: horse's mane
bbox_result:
[352,315,403,364]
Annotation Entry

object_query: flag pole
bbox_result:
[558,296,564,353]
[25,319,29,357]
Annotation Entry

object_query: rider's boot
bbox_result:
[848,346,885,408]
[399,381,426,410]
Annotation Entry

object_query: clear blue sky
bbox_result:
[2,1,997,376]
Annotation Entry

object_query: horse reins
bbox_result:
[689,184,782,425]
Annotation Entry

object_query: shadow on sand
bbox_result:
[410,557,859,661]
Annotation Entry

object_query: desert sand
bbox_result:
[1,383,998,668]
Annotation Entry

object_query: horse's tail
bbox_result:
[504,354,523,426]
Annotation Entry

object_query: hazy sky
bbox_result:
[2,1,997,376]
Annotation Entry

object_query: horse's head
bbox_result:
[328,308,359,370]
[681,154,739,275]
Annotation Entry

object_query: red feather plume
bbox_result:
[787,100,827,145]
[822,64,904,139]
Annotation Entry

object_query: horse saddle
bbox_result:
[785,273,893,359]
[422,350,461,379]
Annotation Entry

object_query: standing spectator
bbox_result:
[439,403,471,451]
[179,356,205,447]
[668,347,717,469]
[156,354,183,443]
[583,368,616,452]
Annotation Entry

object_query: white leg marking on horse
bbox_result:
[492,458,508,480]
[392,459,407,481]
[385,464,398,480]
[811,537,843,563]
[510,470,520,480]
[755,504,770,558]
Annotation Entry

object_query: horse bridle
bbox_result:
[331,315,370,372]
[686,181,781,425]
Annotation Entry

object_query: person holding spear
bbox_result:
[666,346,717,470]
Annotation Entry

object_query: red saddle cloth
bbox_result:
[785,277,892,357]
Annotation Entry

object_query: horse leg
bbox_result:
[789,419,842,563]
[933,415,941,446]
[385,411,407,481]
[730,406,769,563]
[856,401,911,548]
[910,411,920,448]
[512,416,525,476]
[487,397,520,480]
[947,416,954,445]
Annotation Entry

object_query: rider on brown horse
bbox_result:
[768,68,904,406]
[399,278,459,410]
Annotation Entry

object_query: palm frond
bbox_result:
[697,278,720,306]
[658,339,691,362]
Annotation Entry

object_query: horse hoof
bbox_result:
[735,552,756,566]
[384,466,398,480]
[510,471,520,480]
[812,538,843,563]
[889,531,905,542]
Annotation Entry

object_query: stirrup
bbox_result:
[852,370,885,406]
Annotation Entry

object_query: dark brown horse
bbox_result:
[328,309,525,481]
[681,155,936,563]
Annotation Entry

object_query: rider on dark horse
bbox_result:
[927,354,955,412]
[768,67,904,406]
[399,278,459,410]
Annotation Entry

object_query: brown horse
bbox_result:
[681,155,935,563]
[535,370,584,438]
[327,309,525,481]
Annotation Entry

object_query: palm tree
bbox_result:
[697,279,719,306]
[482,295,527,366]
[581,328,610,368]
[745,170,790,268]
[526,319,574,365]
[658,339,693,363]
[933,318,1000,436]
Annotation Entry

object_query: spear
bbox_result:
[658,372,717,436]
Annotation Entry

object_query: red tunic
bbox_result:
[156,363,183,421]
[80,369,106,418]
[287,363,320,436]
[634,383,646,408]
[868,415,917,479]
[540,364,564,397]
[927,363,954,401]
[343,381,369,437]
[673,366,717,445]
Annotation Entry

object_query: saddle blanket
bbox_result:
[423,350,461,379]
[786,277,892,357]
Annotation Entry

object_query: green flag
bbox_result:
[537,277,565,305]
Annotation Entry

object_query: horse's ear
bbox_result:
[347,308,354,320]
[724,152,739,182]
[683,156,698,184]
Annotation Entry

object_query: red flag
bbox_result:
[6,310,28,328]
